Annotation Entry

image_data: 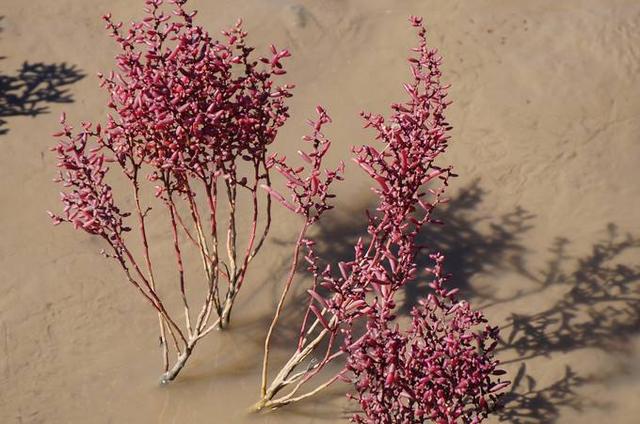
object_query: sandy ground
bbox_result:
[1,0,639,423]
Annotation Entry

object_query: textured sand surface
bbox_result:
[1,1,639,423]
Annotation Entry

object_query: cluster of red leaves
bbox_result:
[99,0,292,186]
[263,106,344,223]
[299,15,454,350]
[353,18,453,245]
[51,0,294,231]
[297,13,456,347]
[303,14,455,322]
[49,115,129,243]
[346,254,507,424]
[49,0,297,381]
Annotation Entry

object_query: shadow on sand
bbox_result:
[493,223,640,423]
[1,16,85,136]
[0,60,85,135]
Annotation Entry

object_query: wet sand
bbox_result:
[1,0,639,423]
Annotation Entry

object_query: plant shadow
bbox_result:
[499,224,640,363]
[0,55,85,135]
[493,223,640,422]
[494,363,590,424]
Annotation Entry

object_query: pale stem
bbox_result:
[219,167,262,327]
[257,315,339,410]
[260,224,309,397]
[132,175,169,370]
[247,160,272,262]
[159,315,222,384]
[256,374,341,410]
[165,186,193,337]
[218,179,238,328]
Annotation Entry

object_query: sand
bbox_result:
[1,0,639,423]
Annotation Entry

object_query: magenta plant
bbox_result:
[258,107,344,407]
[346,253,507,423]
[255,16,509,421]
[49,0,293,382]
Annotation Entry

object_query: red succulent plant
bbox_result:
[256,16,509,422]
[50,0,294,382]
